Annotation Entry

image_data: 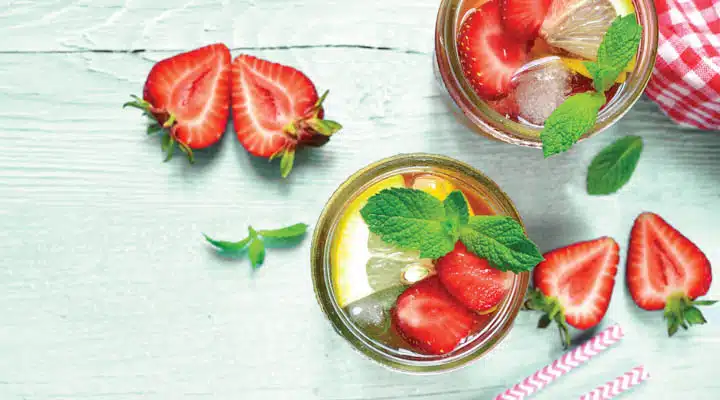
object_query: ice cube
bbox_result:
[512,59,571,126]
[344,286,407,337]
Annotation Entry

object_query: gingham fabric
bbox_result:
[644,0,720,130]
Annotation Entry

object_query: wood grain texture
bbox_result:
[1,1,720,399]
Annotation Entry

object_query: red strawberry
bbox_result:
[526,237,619,347]
[392,276,484,355]
[124,44,232,163]
[627,212,715,336]
[457,1,528,100]
[500,0,552,42]
[231,55,342,177]
[436,242,514,313]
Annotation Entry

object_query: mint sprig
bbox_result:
[361,188,543,273]
[587,135,643,195]
[541,14,642,157]
[204,223,308,268]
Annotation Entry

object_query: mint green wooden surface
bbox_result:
[1,1,719,399]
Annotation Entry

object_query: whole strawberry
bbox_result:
[231,55,342,177]
[627,212,716,336]
[124,43,232,163]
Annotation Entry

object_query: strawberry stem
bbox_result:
[663,292,716,337]
[525,288,571,349]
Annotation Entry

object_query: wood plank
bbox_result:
[0,0,436,53]
[1,47,719,400]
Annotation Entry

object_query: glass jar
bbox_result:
[434,0,659,147]
[310,154,530,373]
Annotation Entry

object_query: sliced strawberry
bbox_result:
[627,212,715,336]
[392,276,483,355]
[526,237,619,347]
[436,242,513,313]
[124,44,232,163]
[457,1,528,100]
[231,55,342,177]
[500,0,552,42]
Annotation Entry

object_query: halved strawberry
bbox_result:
[526,237,619,347]
[436,242,513,313]
[124,43,231,163]
[392,276,484,355]
[231,55,342,177]
[500,0,552,42]
[627,212,715,336]
[457,1,528,100]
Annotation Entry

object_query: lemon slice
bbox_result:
[560,57,636,83]
[540,0,636,60]
[412,174,475,215]
[331,175,405,307]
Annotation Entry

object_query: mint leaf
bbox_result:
[459,215,544,273]
[597,15,642,72]
[248,238,266,268]
[258,223,308,239]
[541,92,606,158]
[587,136,643,195]
[204,234,251,253]
[444,190,469,230]
[204,222,306,268]
[361,188,455,259]
[585,15,642,92]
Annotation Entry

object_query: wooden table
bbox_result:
[1,1,719,399]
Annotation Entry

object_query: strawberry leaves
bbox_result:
[525,288,572,349]
[204,223,308,269]
[361,188,542,272]
[124,95,194,164]
[663,293,717,337]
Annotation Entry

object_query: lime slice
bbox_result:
[331,175,405,307]
[366,233,434,292]
[540,0,636,60]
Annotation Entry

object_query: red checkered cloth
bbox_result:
[644,0,720,130]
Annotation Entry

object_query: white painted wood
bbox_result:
[1,1,719,399]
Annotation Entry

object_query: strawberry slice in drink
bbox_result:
[457,1,528,100]
[500,0,553,42]
[392,276,486,355]
[436,242,513,314]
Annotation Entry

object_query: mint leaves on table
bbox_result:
[360,188,543,273]
[541,14,642,157]
[587,136,643,195]
[204,223,308,268]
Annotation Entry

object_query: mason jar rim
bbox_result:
[434,0,659,147]
[310,153,530,373]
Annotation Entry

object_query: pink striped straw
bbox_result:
[578,366,650,400]
[495,324,624,400]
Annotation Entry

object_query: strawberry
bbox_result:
[124,44,232,163]
[231,55,342,177]
[436,242,513,313]
[457,1,528,100]
[500,0,552,42]
[627,212,716,336]
[526,237,619,348]
[392,276,484,355]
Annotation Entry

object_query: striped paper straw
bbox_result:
[578,366,650,400]
[495,324,624,400]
